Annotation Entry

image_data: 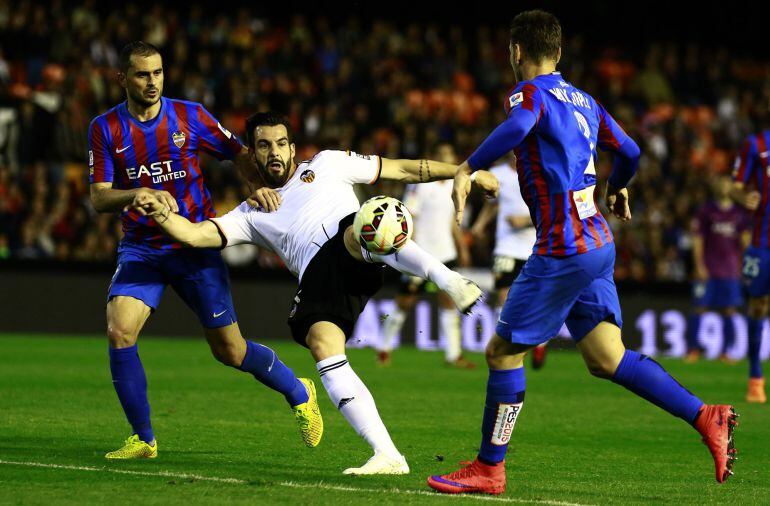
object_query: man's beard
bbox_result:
[258,158,289,187]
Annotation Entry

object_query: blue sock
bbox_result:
[478,368,525,465]
[612,350,704,424]
[109,345,154,443]
[747,318,764,379]
[686,313,701,352]
[239,341,309,407]
[722,315,735,355]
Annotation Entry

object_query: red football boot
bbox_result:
[531,344,548,370]
[427,459,506,495]
[694,404,738,483]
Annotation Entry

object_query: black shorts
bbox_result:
[493,255,527,290]
[287,213,385,347]
[397,260,457,295]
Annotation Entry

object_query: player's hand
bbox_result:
[129,191,168,217]
[452,164,473,226]
[129,188,178,215]
[471,170,499,199]
[742,190,760,211]
[605,185,631,222]
[247,187,282,212]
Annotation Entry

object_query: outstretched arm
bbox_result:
[131,193,223,248]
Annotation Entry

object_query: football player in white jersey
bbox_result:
[376,142,475,368]
[130,112,498,475]
[472,157,548,368]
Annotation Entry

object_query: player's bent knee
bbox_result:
[485,334,527,369]
[207,340,244,367]
[585,359,617,379]
[106,325,138,349]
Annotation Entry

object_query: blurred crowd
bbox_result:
[1,0,770,281]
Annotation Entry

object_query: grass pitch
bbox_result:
[0,334,768,505]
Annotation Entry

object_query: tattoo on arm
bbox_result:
[418,159,424,182]
[425,160,431,181]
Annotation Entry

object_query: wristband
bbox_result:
[470,172,478,183]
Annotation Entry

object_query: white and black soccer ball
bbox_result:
[353,196,413,255]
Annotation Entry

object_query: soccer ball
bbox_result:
[353,196,413,255]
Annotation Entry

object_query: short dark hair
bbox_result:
[119,41,161,73]
[245,111,293,148]
[510,10,561,63]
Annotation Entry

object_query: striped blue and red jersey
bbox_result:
[88,97,243,249]
[733,130,770,249]
[468,72,640,257]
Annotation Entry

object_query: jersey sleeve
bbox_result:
[209,202,267,248]
[597,103,641,188]
[88,117,114,184]
[733,137,759,185]
[467,83,542,171]
[324,150,382,184]
[194,105,244,161]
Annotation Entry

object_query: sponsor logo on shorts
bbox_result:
[212,309,227,318]
[172,131,186,148]
[300,169,315,183]
[490,402,523,446]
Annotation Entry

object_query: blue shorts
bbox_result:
[108,241,237,328]
[743,246,770,298]
[496,244,622,346]
[692,279,743,309]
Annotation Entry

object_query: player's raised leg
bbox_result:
[359,237,482,314]
[204,323,322,447]
[307,321,409,475]
[577,322,738,483]
[105,295,157,459]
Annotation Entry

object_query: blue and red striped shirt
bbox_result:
[733,130,770,249]
[468,72,640,257]
[88,97,243,249]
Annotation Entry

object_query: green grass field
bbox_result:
[1,334,768,505]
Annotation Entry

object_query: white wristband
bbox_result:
[470,172,478,182]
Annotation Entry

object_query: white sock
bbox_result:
[440,308,462,361]
[316,355,401,458]
[380,308,407,352]
[365,240,455,290]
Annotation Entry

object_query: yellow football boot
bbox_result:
[292,378,323,447]
[105,434,158,459]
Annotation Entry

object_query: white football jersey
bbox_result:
[490,163,536,260]
[402,180,457,264]
[212,150,380,279]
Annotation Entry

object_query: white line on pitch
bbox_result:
[0,460,593,506]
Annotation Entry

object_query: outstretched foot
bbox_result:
[694,404,738,483]
[292,378,324,447]
[443,274,483,314]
